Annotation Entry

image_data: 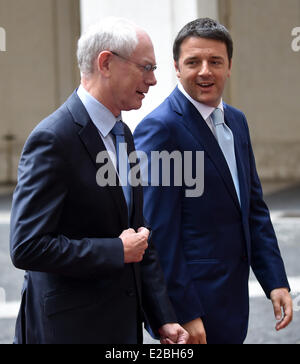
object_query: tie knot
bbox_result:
[111,121,125,136]
[211,108,224,127]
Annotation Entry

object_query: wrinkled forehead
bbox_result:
[133,30,156,63]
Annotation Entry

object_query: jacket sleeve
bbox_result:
[140,232,178,337]
[123,123,178,333]
[10,128,124,278]
[134,117,205,325]
[242,115,290,298]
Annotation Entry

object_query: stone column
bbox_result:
[0,0,80,184]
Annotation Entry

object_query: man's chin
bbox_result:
[196,95,221,108]
[124,102,143,112]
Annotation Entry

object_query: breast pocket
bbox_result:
[43,288,102,344]
[44,289,98,317]
[187,259,228,281]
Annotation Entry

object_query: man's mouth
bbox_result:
[197,82,215,89]
[136,91,147,98]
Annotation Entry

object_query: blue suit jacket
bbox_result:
[134,87,290,344]
[10,91,176,344]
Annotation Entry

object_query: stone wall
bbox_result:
[0,0,80,183]
[220,0,300,181]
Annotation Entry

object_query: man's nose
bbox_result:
[198,61,212,77]
[145,71,157,87]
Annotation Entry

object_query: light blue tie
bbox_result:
[111,121,133,220]
[211,108,241,205]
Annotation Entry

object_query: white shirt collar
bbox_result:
[77,85,121,138]
[177,82,224,120]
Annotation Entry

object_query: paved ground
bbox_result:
[0,184,300,344]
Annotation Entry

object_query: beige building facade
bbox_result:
[0,0,80,184]
[0,0,299,185]
[220,0,300,183]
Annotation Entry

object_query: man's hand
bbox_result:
[182,318,207,344]
[159,323,189,344]
[270,288,293,331]
[120,228,149,263]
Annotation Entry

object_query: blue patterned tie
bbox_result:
[111,121,133,220]
[211,108,241,205]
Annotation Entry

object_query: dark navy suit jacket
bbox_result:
[134,87,290,344]
[10,91,176,344]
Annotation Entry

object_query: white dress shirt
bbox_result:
[177,82,224,138]
[178,82,241,204]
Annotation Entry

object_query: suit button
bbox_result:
[126,289,136,297]
[241,255,248,262]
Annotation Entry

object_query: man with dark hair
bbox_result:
[173,18,233,63]
[134,18,293,344]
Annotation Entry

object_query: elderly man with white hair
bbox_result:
[10,17,188,345]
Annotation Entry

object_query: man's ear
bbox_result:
[227,59,233,79]
[97,51,113,77]
[174,60,181,79]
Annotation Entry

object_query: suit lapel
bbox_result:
[66,91,128,228]
[171,88,241,212]
[78,117,106,168]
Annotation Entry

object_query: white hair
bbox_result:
[77,17,139,76]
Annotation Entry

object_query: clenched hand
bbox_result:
[159,323,190,344]
[120,228,149,263]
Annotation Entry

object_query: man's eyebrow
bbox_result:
[184,56,199,62]
[183,55,225,63]
[184,55,224,60]
[211,56,225,60]
[142,57,156,65]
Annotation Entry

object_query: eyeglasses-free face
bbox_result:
[175,37,232,108]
